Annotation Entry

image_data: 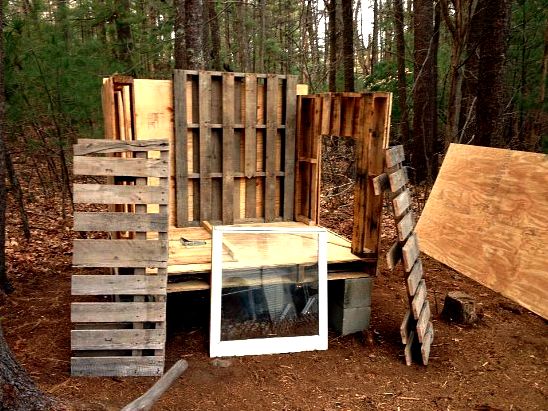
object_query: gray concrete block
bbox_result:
[329,303,372,336]
[329,277,373,309]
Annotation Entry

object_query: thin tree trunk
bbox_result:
[412,0,436,182]
[394,0,409,145]
[185,0,204,70]
[207,0,222,71]
[327,0,337,91]
[174,0,186,69]
[4,149,30,240]
[342,0,354,91]
[371,0,379,74]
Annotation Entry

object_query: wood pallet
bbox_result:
[373,145,434,366]
[173,70,297,227]
[72,138,169,376]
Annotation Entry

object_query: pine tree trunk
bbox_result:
[412,0,436,182]
[341,0,354,91]
[371,0,378,74]
[327,0,337,91]
[206,0,222,71]
[174,0,186,69]
[394,0,409,145]
[185,0,204,70]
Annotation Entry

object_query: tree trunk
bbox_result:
[394,0,409,145]
[371,0,378,74]
[174,0,186,69]
[476,0,512,147]
[115,0,134,70]
[327,0,338,91]
[341,0,354,91]
[206,0,222,71]
[412,0,436,182]
[185,0,204,70]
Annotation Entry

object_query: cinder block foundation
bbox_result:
[328,277,373,335]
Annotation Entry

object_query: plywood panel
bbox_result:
[416,144,548,319]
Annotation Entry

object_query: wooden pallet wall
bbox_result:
[295,92,392,260]
[173,70,297,226]
[72,139,169,376]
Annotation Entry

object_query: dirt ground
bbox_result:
[1,164,547,410]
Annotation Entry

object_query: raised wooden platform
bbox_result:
[163,222,372,292]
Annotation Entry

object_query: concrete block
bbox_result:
[329,277,373,309]
[329,304,372,336]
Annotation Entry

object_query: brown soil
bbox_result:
[1,162,547,410]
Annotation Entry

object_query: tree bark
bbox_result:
[412,0,436,182]
[371,0,378,74]
[206,0,222,71]
[184,0,205,70]
[394,0,409,145]
[327,0,338,91]
[476,0,512,147]
[174,0,187,69]
[341,0,354,91]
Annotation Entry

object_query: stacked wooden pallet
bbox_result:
[71,139,169,376]
[374,145,434,366]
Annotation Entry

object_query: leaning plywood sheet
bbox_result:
[416,144,548,319]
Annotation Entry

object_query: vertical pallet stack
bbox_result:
[71,138,169,376]
[373,145,434,365]
[173,70,297,226]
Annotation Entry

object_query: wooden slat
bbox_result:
[392,188,411,218]
[372,173,389,195]
[264,75,278,222]
[283,75,297,220]
[199,72,212,221]
[73,184,167,205]
[320,94,331,135]
[310,96,322,223]
[74,139,169,156]
[71,329,165,350]
[421,322,434,365]
[174,70,189,227]
[74,156,168,178]
[411,279,427,319]
[416,144,548,320]
[404,330,414,366]
[416,301,431,343]
[101,78,116,140]
[400,310,412,344]
[406,259,423,296]
[385,145,405,168]
[388,167,408,192]
[71,302,166,323]
[72,275,166,295]
[73,212,167,232]
[397,211,415,242]
[402,233,420,272]
[71,357,163,377]
[73,239,167,268]
[386,241,402,270]
[244,75,258,219]
[222,73,235,224]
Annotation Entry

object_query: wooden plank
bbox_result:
[73,212,167,232]
[411,279,427,319]
[372,173,389,195]
[386,241,402,270]
[421,322,434,365]
[402,233,420,272]
[404,330,414,366]
[244,75,258,219]
[400,310,412,344]
[416,144,548,320]
[320,94,331,135]
[74,156,168,178]
[264,75,278,221]
[199,72,213,221]
[406,259,423,296]
[392,189,411,218]
[385,145,405,168]
[310,96,322,223]
[222,73,235,224]
[74,139,169,156]
[73,239,167,268]
[101,78,116,140]
[283,75,297,221]
[72,275,166,295]
[416,300,431,342]
[388,167,408,192]
[73,184,168,205]
[71,329,165,350]
[71,302,166,323]
[397,211,415,242]
[71,356,163,377]
[174,70,189,227]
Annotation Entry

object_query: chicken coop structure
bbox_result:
[71,71,392,376]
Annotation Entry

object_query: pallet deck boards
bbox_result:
[72,138,169,377]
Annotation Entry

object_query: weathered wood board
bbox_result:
[416,144,548,319]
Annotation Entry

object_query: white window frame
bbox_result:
[210,226,328,357]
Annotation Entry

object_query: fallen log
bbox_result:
[121,359,189,411]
